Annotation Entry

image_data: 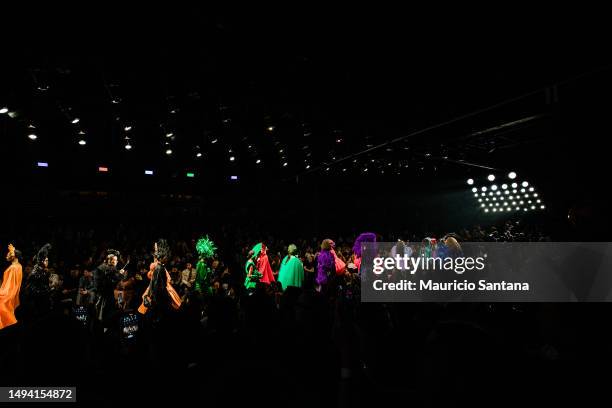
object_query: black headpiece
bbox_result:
[107,249,120,259]
[34,243,52,266]
[154,239,170,263]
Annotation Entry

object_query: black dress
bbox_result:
[93,263,125,327]
[23,264,51,318]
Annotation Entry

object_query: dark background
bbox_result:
[1,8,611,237]
[1,6,612,408]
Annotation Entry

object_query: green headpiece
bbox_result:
[251,243,263,260]
[196,236,217,260]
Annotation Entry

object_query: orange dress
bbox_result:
[0,262,23,330]
[138,261,181,314]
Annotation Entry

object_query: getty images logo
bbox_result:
[372,254,486,275]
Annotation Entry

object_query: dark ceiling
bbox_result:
[1,8,610,193]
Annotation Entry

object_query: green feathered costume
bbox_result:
[244,243,263,290]
[195,236,217,295]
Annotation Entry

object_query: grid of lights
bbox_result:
[467,172,545,214]
[6,82,443,177]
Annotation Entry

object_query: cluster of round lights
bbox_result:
[468,172,545,214]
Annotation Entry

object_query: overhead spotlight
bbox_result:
[516,207,520,210]
[37,162,48,168]
[512,202,517,205]
[145,170,154,175]
[230,175,238,181]
[78,139,87,146]
[508,172,517,179]
[196,152,202,158]
[283,162,288,167]
[125,144,132,150]
[523,208,528,211]
[474,193,479,198]
[166,132,174,138]
[7,111,18,118]
[256,159,262,164]
[540,205,545,209]
[71,118,80,124]
[521,189,526,193]
[493,208,497,212]
[496,191,501,195]
[485,208,489,213]
[472,187,478,193]
[531,205,536,210]
[481,187,487,192]
[491,185,498,191]
[504,191,510,195]
[501,184,508,189]
[229,156,235,162]
[481,204,486,208]
[306,165,310,169]
[511,183,518,188]
[267,126,275,132]
[481,193,485,197]
[186,172,195,178]
[506,207,511,211]
[522,181,529,187]
[78,130,86,135]
[211,139,218,144]
[98,166,109,173]
[536,199,541,203]
[28,134,37,140]
[124,126,132,131]
[0,107,8,114]
[478,198,482,202]
[529,187,534,192]
[487,174,495,181]
[165,149,173,155]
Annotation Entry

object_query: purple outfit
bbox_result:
[352,232,377,258]
[316,250,335,286]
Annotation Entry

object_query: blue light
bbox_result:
[37,162,48,167]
